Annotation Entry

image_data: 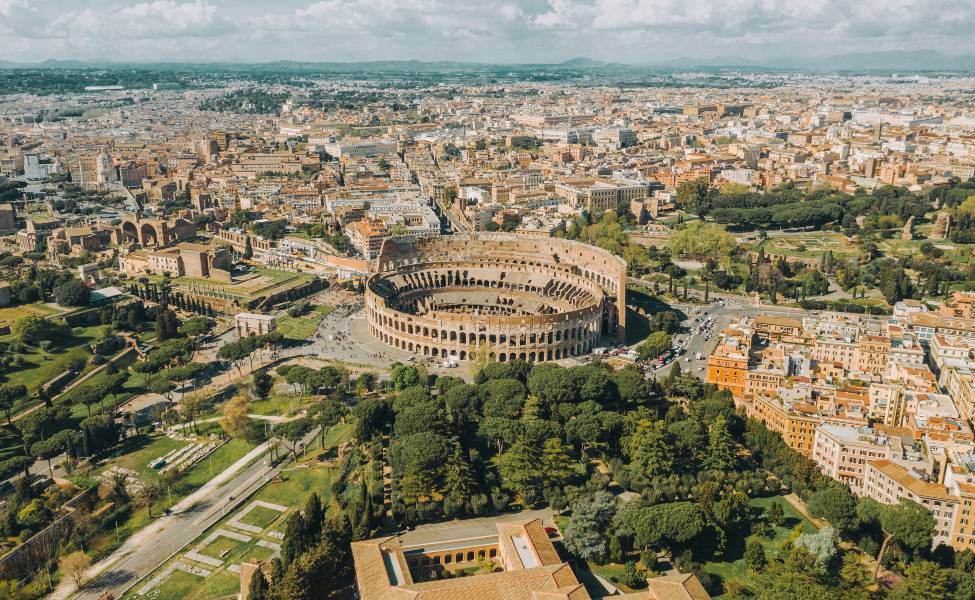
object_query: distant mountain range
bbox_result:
[0,50,972,73]
[657,50,975,71]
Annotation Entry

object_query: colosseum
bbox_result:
[365,234,627,362]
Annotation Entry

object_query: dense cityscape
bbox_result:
[2,21,975,600]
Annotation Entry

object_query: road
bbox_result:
[640,291,832,378]
[66,424,323,600]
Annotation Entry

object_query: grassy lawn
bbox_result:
[0,428,24,464]
[177,438,256,493]
[844,296,890,309]
[0,303,65,328]
[97,430,255,490]
[254,267,312,285]
[0,324,108,400]
[299,421,356,462]
[149,569,240,600]
[275,304,334,340]
[250,393,307,417]
[703,495,819,598]
[239,543,275,563]
[880,237,975,265]
[240,505,284,529]
[173,267,312,304]
[322,421,355,448]
[757,232,859,260]
[98,434,187,483]
[255,464,337,508]
[256,421,355,512]
[658,212,699,227]
[136,328,158,343]
[200,535,247,560]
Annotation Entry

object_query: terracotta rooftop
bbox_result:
[868,459,953,501]
[350,518,711,600]
[754,315,802,328]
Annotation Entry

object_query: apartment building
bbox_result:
[552,178,647,213]
[346,218,389,260]
[753,315,803,341]
[868,383,907,426]
[740,393,820,455]
[863,460,958,548]
[856,335,891,375]
[322,140,397,158]
[705,343,749,397]
[743,369,784,398]
[811,336,859,370]
[232,153,303,177]
[941,292,975,320]
[812,424,895,493]
[910,312,975,344]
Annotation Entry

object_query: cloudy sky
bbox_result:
[0,0,973,64]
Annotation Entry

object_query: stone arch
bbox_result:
[140,222,160,246]
[121,221,139,244]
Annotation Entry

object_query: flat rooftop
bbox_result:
[398,508,553,548]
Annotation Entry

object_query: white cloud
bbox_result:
[111,0,235,38]
[533,0,597,29]
[0,0,972,63]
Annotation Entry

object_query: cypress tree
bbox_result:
[304,493,323,540]
[248,569,270,600]
[281,511,307,567]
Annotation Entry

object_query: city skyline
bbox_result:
[1,0,974,66]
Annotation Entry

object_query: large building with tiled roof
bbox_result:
[351,518,710,600]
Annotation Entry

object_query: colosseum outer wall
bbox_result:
[365,234,627,362]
